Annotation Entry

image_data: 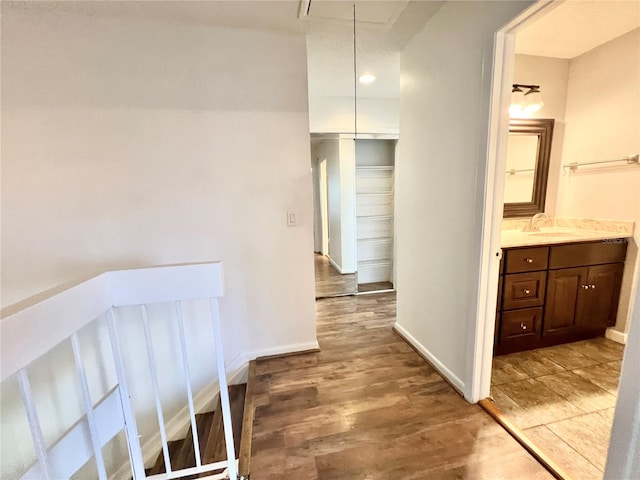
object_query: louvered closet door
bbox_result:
[356,166,394,284]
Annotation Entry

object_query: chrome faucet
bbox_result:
[522,212,549,232]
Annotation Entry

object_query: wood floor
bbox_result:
[491,338,624,480]
[314,253,356,298]
[357,281,394,293]
[250,293,553,479]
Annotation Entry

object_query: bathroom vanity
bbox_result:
[495,223,631,355]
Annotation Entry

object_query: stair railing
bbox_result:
[1,262,238,480]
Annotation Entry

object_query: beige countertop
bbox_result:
[500,217,634,249]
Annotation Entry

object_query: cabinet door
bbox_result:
[544,267,588,336]
[582,263,624,329]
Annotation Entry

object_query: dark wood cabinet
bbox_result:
[546,257,624,337]
[545,267,587,337]
[581,263,624,329]
[496,239,627,355]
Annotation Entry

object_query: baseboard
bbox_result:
[327,256,357,275]
[393,322,465,394]
[243,341,321,362]
[606,328,627,345]
[328,256,343,274]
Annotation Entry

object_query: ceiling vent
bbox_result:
[298,0,409,29]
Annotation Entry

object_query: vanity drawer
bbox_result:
[503,271,547,310]
[549,240,628,269]
[499,307,543,345]
[505,247,549,273]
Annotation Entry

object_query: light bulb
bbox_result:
[510,86,525,117]
[358,74,376,84]
[524,88,543,113]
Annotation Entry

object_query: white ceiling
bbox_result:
[7,1,639,101]
[516,0,640,59]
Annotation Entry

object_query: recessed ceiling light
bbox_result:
[358,74,376,84]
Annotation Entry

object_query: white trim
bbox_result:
[393,323,465,393]
[1,274,112,382]
[328,256,343,274]
[245,341,321,362]
[466,30,515,404]
[606,328,627,345]
[1,262,224,382]
[109,262,224,307]
[472,0,560,404]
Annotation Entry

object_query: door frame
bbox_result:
[469,0,558,403]
[319,159,329,255]
[472,2,640,476]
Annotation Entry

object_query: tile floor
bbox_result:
[491,337,625,479]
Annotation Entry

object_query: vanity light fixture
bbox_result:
[510,83,544,116]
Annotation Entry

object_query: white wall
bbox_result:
[396,0,532,395]
[309,96,400,135]
[311,144,322,253]
[1,3,318,468]
[315,138,356,273]
[557,28,640,335]
[316,139,343,266]
[511,54,570,214]
[557,29,640,228]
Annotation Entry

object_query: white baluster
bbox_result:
[108,309,145,479]
[176,301,202,467]
[71,333,108,480]
[17,369,52,480]
[210,298,237,480]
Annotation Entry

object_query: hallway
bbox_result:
[250,293,554,479]
[314,253,356,298]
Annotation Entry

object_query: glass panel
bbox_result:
[504,134,539,203]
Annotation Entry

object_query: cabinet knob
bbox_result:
[591,284,596,289]
[525,258,533,263]
[520,322,528,331]
[523,289,531,295]
[582,285,590,289]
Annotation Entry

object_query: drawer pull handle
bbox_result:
[522,289,531,294]
[525,258,534,263]
[520,322,528,331]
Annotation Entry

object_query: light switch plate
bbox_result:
[287,210,297,226]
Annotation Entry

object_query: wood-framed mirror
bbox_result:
[503,118,554,218]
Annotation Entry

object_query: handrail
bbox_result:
[1,262,223,382]
[563,154,639,173]
[1,262,237,480]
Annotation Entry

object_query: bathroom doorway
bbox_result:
[475,1,640,478]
